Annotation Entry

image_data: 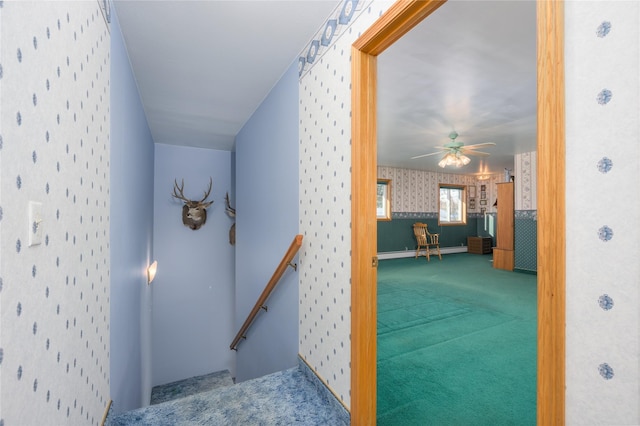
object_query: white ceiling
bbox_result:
[114,0,537,175]
[112,0,338,150]
[378,0,537,175]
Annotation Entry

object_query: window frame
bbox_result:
[438,183,467,226]
[376,179,392,221]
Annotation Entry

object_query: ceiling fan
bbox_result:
[411,131,496,168]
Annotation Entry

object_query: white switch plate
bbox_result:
[28,201,43,247]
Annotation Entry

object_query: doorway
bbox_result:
[350,1,565,424]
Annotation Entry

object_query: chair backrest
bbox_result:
[413,222,428,245]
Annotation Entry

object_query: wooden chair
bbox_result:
[412,222,442,261]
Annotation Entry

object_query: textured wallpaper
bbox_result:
[298,0,394,407]
[514,151,537,211]
[513,152,536,272]
[0,2,111,424]
[565,2,639,423]
[377,165,504,215]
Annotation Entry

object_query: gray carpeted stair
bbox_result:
[107,360,350,425]
[150,370,235,405]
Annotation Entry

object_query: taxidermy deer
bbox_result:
[171,178,214,230]
[225,192,236,245]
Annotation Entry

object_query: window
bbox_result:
[439,184,467,225]
[377,179,391,221]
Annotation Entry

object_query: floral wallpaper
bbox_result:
[514,151,536,211]
[377,165,503,216]
[565,2,639,424]
[513,152,537,271]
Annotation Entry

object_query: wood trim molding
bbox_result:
[351,1,565,424]
[100,399,113,426]
[353,0,446,55]
[351,45,378,424]
[351,4,447,424]
[536,1,565,425]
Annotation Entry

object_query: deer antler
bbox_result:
[200,177,213,203]
[225,192,236,217]
[172,178,213,204]
[225,192,236,245]
[172,179,190,203]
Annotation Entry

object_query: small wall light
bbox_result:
[147,260,158,284]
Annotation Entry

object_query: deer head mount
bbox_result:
[172,178,213,230]
[225,192,236,245]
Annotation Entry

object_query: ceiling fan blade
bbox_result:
[463,150,491,157]
[411,150,447,159]
[463,142,496,150]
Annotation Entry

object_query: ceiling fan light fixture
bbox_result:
[439,152,471,168]
[421,132,494,169]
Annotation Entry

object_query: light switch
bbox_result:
[28,201,43,247]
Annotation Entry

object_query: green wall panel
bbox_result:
[377,216,495,252]
[515,213,537,272]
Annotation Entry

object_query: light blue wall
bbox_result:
[234,61,300,382]
[110,7,155,413]
[152,144,235,386]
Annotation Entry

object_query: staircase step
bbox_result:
[108,366,349,425]
[150,370,234,405]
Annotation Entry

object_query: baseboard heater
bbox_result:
[378,246,468,260]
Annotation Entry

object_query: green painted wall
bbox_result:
[377,216,496,252]
[515,214,537,272]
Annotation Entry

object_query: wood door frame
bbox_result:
[350,1,565,424]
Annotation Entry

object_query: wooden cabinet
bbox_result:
[467,236,492,254]
[493,248,515,270]
[493,182,514,271]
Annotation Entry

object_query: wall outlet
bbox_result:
[28,201,43,247]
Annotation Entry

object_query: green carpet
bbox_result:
[377,254,537,426]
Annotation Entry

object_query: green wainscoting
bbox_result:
[377,215,496,253]
[379,212,536,272]
[515,211,537,272]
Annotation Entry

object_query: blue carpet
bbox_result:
[150,370,234,405]
[108,362,349,425]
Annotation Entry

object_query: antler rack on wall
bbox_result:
[230,234,303,351]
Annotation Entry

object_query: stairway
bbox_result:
[107,361,349,425]
[150,370,235,405]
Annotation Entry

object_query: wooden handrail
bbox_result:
[230,234,303,351]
